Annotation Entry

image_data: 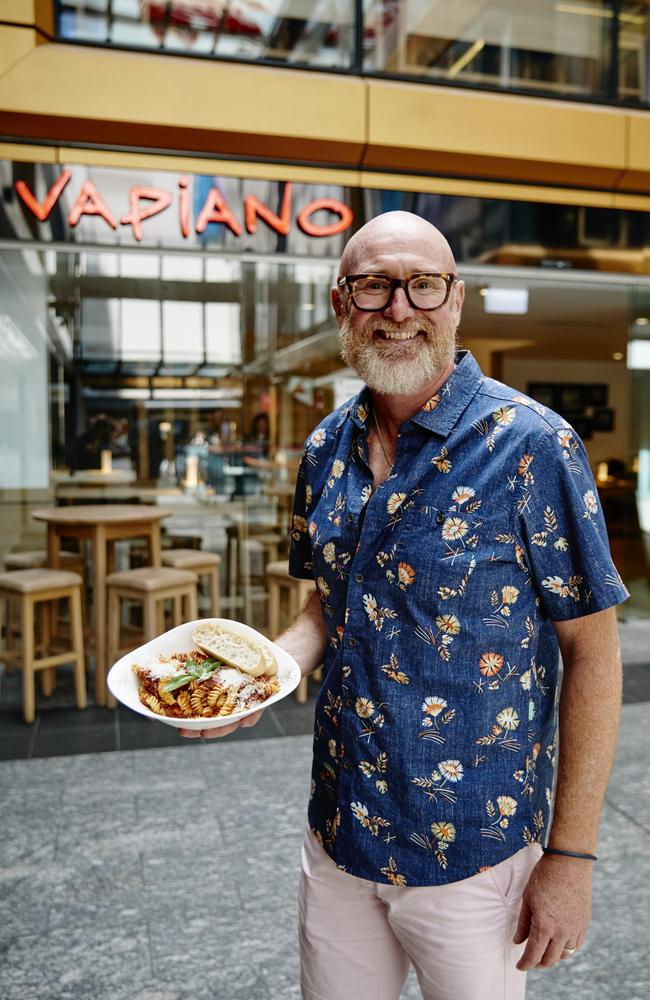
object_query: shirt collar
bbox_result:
[336,351,484,439]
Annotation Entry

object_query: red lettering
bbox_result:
[195,187,243,236]
[244,182,292,236]
[68,181,118,230]
[15,169,72,222]
[297,198,353,238]
[120,186,172,241]
[179,175,191,239]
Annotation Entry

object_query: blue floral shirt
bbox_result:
[289,351,628,887]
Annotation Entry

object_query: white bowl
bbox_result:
[107,617,301,730]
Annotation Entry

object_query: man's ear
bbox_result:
[331,285,346,322]
[450,279,465,325]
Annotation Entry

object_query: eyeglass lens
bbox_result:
[350,275,449,309]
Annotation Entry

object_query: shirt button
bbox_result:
[347,514,354,524]
[348,637,358,648]
[355,573,364,583]
[436,513,445,524]
[342,760,352,770]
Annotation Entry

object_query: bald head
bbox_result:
[339,211,456,277]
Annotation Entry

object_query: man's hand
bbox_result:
[179,708,265,740]
[514,855,592,970]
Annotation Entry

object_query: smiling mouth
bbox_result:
[373,330,426,341]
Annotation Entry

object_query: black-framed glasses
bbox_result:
[337,272,458,312]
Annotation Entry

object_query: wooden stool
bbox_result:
[242,531,282,624]
[266,560,319,704]
[161,549,221,615]
[106,566,199,707]
[4,549,84,574]
[0,568,86,724]
[4,548,88,629]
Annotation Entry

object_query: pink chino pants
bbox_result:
[299,826,542,1000]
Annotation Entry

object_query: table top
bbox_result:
[31,504,174,526]
[54,485,182,501]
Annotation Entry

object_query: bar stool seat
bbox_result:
[0,568,84,592]
[107,566,197,591]
[266,560,319,704]
[106,566,199,707]
[0,568,86,723]
[4,550,83,572]
[162,549,221,616]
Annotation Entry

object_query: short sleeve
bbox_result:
[288,452,314,581]
[515,426,629,621]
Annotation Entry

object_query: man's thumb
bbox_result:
[513,899,531,945]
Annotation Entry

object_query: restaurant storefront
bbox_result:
[2,155,650,649]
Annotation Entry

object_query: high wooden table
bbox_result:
[31,505,173,704]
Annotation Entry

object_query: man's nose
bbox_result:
[383,285,416,322]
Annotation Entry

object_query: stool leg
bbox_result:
[39,601,56,698]
[186,584,198,622]
[143,594,158,642]
[70,587,87,711]
[21,595,36,724]
[5,597,17,668]
[268,580,280,639]
[108,587,122,671]
[172,594,182,627]
[295,676,308,704]
[208,567,220,617]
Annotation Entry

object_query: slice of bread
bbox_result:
[192,623,273,677]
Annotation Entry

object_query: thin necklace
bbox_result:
[373,410,394,473]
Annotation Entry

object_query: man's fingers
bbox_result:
[178,708,266,740]
[239,709,264,728]
[538,938,569,968]
[516,922,551,972]
[178,721,242,739]
[512,898,532,945]
[202,722,242,738]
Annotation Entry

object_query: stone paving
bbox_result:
[1,700,649,1000]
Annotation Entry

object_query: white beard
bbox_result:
[339,314,457,396]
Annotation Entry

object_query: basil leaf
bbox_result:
[163,673,193,692]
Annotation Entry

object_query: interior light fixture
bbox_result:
[448,38,485,79]
[635,317,650,327]
[479,287,487,297]
[483,288,529,315]
[627,340,650,369]
[612,352,625,361]
[302,303,315,311]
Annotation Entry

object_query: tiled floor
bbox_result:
[1,617,649,759]
[1,704,649,1000]
[0,664,320,760]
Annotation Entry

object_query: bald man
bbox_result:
[184,212,626,1000]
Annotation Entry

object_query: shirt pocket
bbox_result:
[395,499,495,603]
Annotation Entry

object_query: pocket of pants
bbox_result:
[488,848,526,906]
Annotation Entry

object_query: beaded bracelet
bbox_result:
[543,847,597,861]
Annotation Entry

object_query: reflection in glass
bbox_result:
[57,0,356,68]
[364,0,613,99]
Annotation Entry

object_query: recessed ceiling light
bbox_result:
[635,317,650,326]
[302,303,315,311]
[627,340,650,369]
[612,352,624,361]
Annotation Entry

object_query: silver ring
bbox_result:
[561,947,577,957]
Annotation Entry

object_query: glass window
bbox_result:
[619,2,650,103]
[364,0,613,100]
[121,299,161,358]
[162,301,204,361]
[57,0,357,69]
